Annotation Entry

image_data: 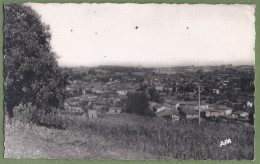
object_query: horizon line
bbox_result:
[60,64,254,68]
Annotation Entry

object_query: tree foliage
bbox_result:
[4,3,68,118]
[125,91,154,116]
[148,88,163,104]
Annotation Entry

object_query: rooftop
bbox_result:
[156,109,179,117]
[233,111,249,115]
[206,109,225,113]
[180,101,208,106]
[180,107,198,115]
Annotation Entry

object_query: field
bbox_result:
[153,67,217,75]
[4,113,254,160]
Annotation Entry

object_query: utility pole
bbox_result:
[198,86,201,126]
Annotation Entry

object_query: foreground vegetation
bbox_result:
[5,111,254,160]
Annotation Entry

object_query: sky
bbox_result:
[27,3,255,67]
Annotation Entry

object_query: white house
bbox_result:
[88,110,97,118]
[212,89,220,94]
[209,105,232,116]
[179,101,209,111]
[152,104,169,113]
[232,111,249,119]
[155,85,164,91]
[117,90,128,95]
[108,107,122,114]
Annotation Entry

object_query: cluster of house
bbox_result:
[64,78,251,122]
[64,93,124,117]
[150,101,250,122]
[64,79,130,118]
[63,66,253,123]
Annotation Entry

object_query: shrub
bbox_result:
[13,103,65,130]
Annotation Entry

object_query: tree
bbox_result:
[249,111,254,125]
[125,91,154,116]
[88,69,96,75]
[4,4,68,118]
[148,88,163,104]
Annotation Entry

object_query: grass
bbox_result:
[4,112,254,160]
[67,113,254,160]
[4,119,156,159]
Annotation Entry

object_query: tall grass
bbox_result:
[66,113,254,160]
[7,107,254,160]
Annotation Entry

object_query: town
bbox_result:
[62,64,254,125]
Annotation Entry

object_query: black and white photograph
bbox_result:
[3,3,255,160]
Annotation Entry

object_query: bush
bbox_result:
[13,103,65,130]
